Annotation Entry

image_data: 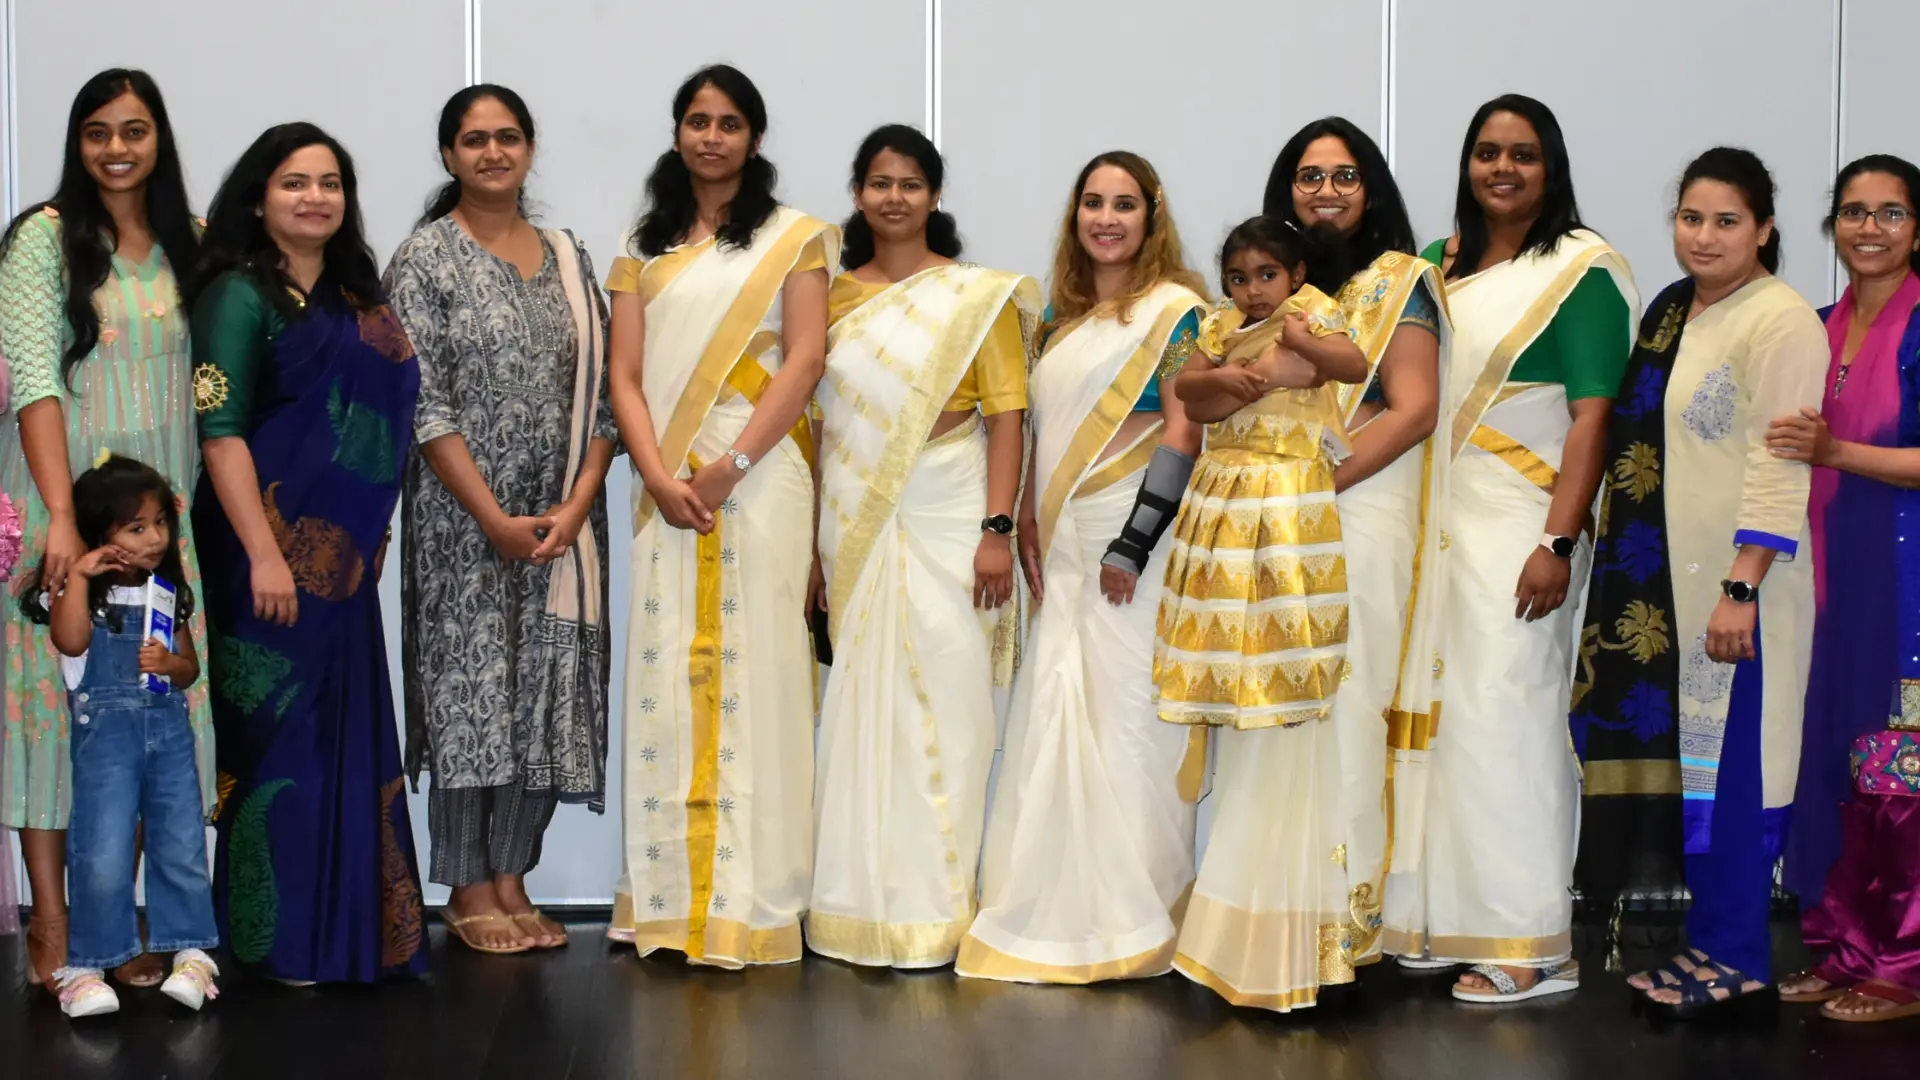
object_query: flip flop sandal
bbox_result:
[510,911,570,949]
[1642,958,1777,1025]
[1452,960,1580,1003]
[1397,955,1457,972]
[443,912,532,955]
[1780,961,1851,1004]
[1821,980,1920,1023]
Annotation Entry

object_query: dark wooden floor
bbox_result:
[3,916,1912,1080]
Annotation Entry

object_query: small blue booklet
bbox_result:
[142,574,177,695]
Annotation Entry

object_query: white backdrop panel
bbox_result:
[1839,0,1920,259]
[480,0,925,904]
[1393,0,1839,306]
[942,0,1386,291]
[13,0,464,260]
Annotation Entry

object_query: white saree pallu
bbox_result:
[1326,252,1453,968]
[1383,231,1637,965]
[957,282,1207,983]
[806,265,1040,968]
[611,207,839,968]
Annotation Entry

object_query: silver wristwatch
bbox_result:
[726,448,753,474]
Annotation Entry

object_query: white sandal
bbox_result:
[1452,960,1580,1003]
[1397,954,1457,971]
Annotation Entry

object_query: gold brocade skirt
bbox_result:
[1154,448,1349,730]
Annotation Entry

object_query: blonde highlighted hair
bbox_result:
[1046,150,1208,330]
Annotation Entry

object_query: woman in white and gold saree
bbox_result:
[956,151,1208,984]
[806,125,1040,968]
[604,65,836,969]
[1161,120,1453,1012]
[1388,94,1638,1004]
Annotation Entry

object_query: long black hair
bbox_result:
[1449,93,1588,280]
[189,122,384,318]
[1826,153,1920,276]
[1217,215,1334,298]
[1262,116,1416,293]
[0,69,200,390]
[840,123,962,270]
[631,65,779,257]
[17,454,195,627]
[419,83,537,227]
[1678,147,1782,274]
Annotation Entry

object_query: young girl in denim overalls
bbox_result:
[19,454,218,1018]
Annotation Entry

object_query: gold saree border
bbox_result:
[1334,254,1449,423]
[1583,758,1682,796]
[637,214,827,530]
[824,268,1039,639]
[1467,424,1560,494]
[1036,291,1200,558]
[1175,726,1210,802]
[955,932,1176,985]
[1386,704,1442,753]
[683,491,725,961]
[1382,929,1573,964]
[1449,245,1617,459]
[609,908,804,969]
[804,910,973,969]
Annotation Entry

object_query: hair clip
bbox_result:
[93,447,112,469]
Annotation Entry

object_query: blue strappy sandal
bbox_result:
[1627,949,1706,1015]
[1640,954,1778,1026]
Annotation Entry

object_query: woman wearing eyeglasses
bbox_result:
[1767,154,1920,1023]
[1252,119,1450,981]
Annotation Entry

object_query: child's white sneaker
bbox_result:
[160,949,220,1011]
[52,968,120,1018]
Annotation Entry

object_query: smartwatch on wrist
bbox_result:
[1539,533,1577,559]
[981,514,1015,537]
[1721,579,1759,604]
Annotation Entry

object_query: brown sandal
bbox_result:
[25,911,67,991]
[1822,980,1920,1023]
[509,910,569,949]
[113,914,168,988]
[1780,966,1847,1004]
[442,911,531,955]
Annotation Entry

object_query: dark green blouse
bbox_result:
[1420,239,1630,401]
[192,272,287,440]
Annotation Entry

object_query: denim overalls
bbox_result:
[64,596,218,969]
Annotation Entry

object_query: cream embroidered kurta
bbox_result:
[1662,276,1825,818]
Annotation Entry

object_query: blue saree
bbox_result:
[191,272,427,983]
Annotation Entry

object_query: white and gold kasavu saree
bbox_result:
[957,281,1206,984]
[805,264,1041,968]
[1383,230,1638,965]
[608,207,839,968]
[1173,258,1452,1010]
[1325,251,1452,969]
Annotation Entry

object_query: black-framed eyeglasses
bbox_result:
[1835,204,1913,230]
[1294,166,1363,196]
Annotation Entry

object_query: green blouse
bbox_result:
[191,272,288,441]
[1420,238,1630,400]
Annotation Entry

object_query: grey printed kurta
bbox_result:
[384,217,614,809]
